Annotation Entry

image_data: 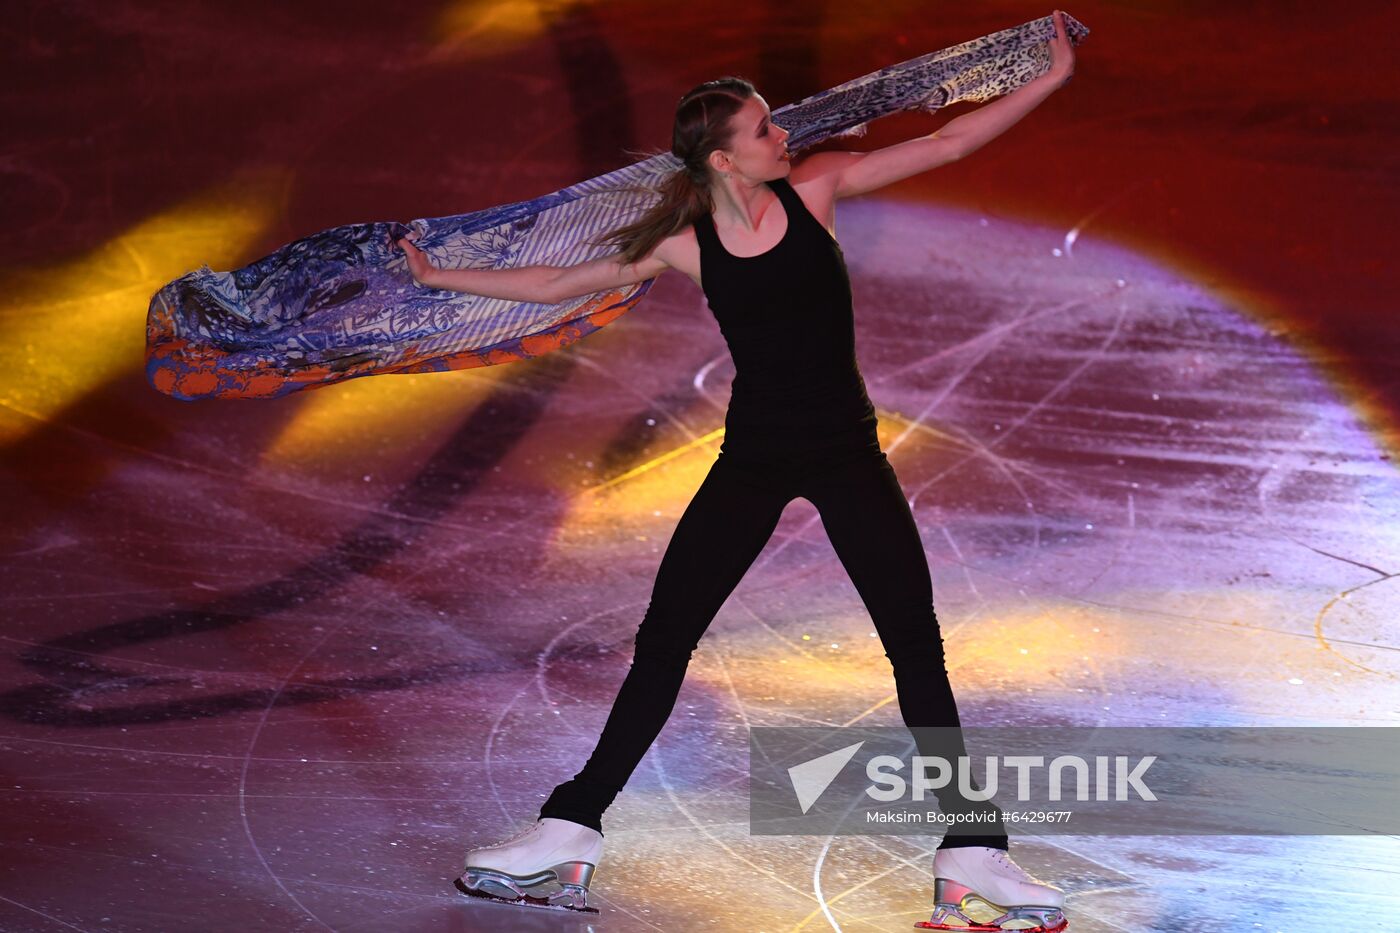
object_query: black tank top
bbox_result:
[693,175,880,459]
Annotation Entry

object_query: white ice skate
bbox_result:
[454,817,603,914]
[916,846,1067,932]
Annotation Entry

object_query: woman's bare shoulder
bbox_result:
[787,158,843,235]
[652,224,702,287]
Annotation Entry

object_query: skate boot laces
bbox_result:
[989,849,1043,883]
[497,821,543,847]
[465,820,539,861]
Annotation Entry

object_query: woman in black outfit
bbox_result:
[395,13,1074,930]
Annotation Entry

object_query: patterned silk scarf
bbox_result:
[146,11,1089,401]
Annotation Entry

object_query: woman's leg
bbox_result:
[800,451,1009,849]
[539,452,793,832]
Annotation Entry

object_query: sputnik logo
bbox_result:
[788,741,865,813]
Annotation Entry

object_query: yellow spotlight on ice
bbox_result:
[952,605,1119,688]
[430,0,593,60]
[0,168,286,447]
[258,365,504,472]
[544,427,724,551]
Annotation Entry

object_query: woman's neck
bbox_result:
[711,176,777,233]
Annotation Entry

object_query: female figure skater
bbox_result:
[394,12,1075,930]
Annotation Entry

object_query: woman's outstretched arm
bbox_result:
[792,9,1077,200]
[545,249,671,302]
[391,233,669,303]
[918,9,1076,163]
[391,233,555,301]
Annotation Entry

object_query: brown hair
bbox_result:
[597,77,756,265]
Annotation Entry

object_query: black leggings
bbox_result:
[539,441,1008,850]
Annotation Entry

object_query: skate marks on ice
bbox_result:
[6,167,1398,933]
[0,352,587,730]
[832,196,1400,723]
[516,557,1137,929]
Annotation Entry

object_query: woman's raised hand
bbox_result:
[1048,10,1076,86]
[388,230,438,288]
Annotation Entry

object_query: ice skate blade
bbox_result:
[916,920,1066,933]
[454,865,599,914]
[916,880,1067,932]
[453,878,600,914]
[915,914,1066,933]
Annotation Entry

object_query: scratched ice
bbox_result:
[4,189,1397,933]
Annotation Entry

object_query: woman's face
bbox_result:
[714,94,791,181]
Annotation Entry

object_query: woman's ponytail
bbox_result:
[597,77,755,266]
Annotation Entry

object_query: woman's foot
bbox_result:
[916,846,1067,931]
[454,817,604,914]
